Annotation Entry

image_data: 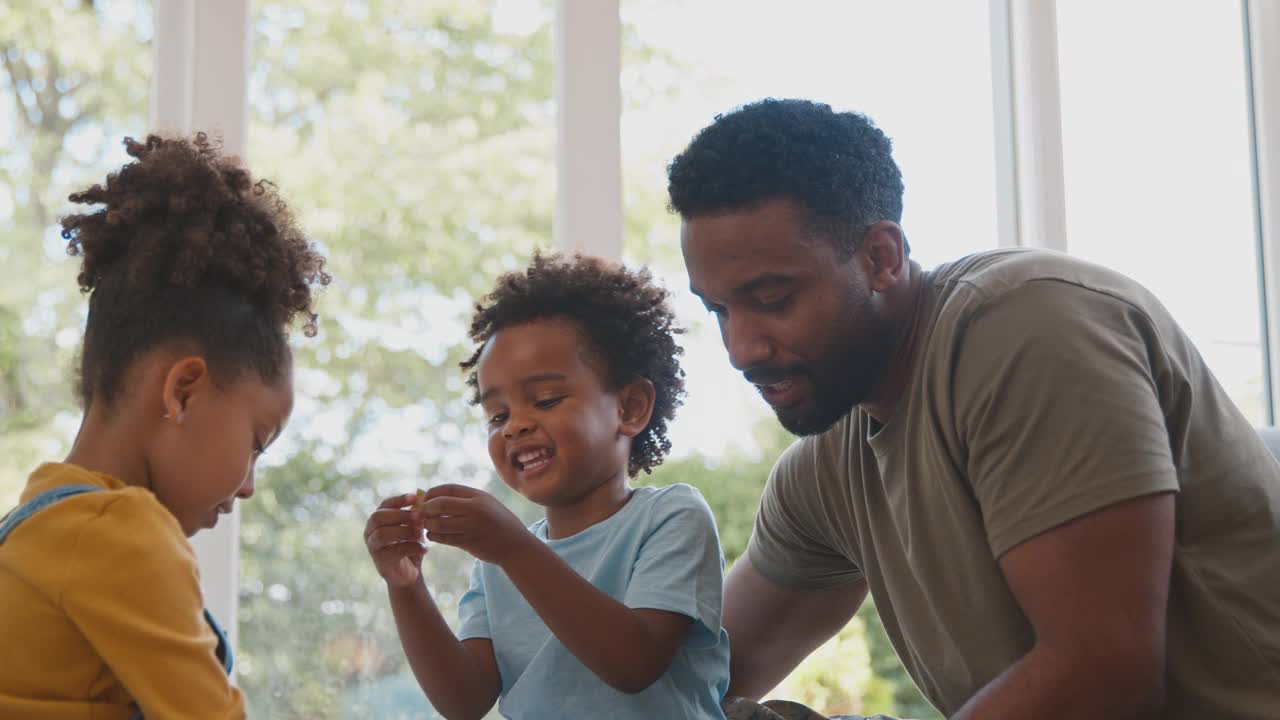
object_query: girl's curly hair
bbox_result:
[461,252,685,477]
[60,132,331,408]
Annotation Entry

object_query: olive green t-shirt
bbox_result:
[748,249,1280,718]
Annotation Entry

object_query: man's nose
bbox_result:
[723,314,773,372]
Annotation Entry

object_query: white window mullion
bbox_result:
[988,0,1020,249]
[1245,0,1280,423]
[553,0,623,261]
[988,0,1068,252]
[150,0,252,673]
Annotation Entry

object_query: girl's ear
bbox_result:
[617,377,656,438]
[160,356,210,424]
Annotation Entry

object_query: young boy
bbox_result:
[365,252,729,719]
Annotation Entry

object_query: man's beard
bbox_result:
[771,309,896,437]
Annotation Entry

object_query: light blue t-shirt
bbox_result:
[456,483,730,720]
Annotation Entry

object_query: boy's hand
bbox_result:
[415,484,535,566]
[365,493,428,588]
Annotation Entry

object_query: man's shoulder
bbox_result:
[929,247,1157,312]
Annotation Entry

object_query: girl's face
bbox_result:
[476,319,643,510]
[148,359,294,536]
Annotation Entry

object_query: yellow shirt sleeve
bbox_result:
[61,492,246,719]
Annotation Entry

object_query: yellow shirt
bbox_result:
[0,463,246,719]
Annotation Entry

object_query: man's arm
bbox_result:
[722,556,867,700]
[947,281,1185,718]
[953,492,1174,720]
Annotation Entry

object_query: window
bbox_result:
[1057,0,1265,422]
[0,0,151,507]
[4,3,1279,719]
[240,2,553,716]
[621,2,996,716]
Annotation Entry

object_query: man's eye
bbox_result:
[487,412,508,426]
[534,397,564,409]
[756,294,792,311]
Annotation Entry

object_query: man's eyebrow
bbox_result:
[478,372,569,402]
[690,274,795,302]
[733,274,795,295]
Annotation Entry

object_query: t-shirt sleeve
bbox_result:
[952,280,1180,558]
[62,493,245,719]
[623,485,727,649]
[746,437,864,590]
[456,559,491,641]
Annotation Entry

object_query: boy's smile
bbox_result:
[510,444,556,475]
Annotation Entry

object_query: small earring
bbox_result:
[163,411,185,425]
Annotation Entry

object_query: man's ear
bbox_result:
[617,377,656,438]
[160,356,210,424]
[860,220,908,293]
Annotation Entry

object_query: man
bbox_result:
[668,98,1280,719]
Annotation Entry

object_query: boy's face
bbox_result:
[476,319,631,508]
[146,355,293,536]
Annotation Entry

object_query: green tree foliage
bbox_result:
[0,0,150,506]
[2,1,940,718]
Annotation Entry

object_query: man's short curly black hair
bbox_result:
[667,98,907,256]
[461,252,685,477]
[61,132,330,409]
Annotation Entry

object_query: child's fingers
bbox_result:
[422,483,478,501]
[383,551,427,587]
[377,493,420,510]
[423,531,465,549]
[422,514,468,536]
[395,556,419,582]
[364,507,418,536]
[365,523,425,552]
[419,495,470,518]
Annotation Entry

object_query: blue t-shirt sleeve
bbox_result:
[623,484,726,649]
[456,559,491,641]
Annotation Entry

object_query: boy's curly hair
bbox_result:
[60,132,331,408]
[461,252,685,477]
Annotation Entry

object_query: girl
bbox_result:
[0,133,329,719]
[365,253,730,719]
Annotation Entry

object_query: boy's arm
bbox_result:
[501,540,693,694]
[419,484,698,695]
[367,494,500,719]
[388,579,500,720]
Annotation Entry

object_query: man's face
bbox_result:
[682,199,896,435]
